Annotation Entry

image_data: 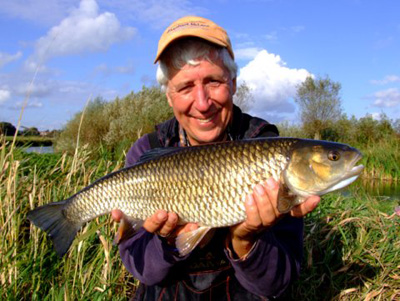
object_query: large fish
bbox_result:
[27,138,364,257]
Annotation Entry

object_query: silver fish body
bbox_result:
[28,137,364,256]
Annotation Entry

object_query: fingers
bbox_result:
[254,178,280,224]
[245,179,280,227]
[142,210,179,236]
[157,212,179,237]
[232,179,280,240]
[111,209,124,222]
[290,196,321,217]
[243,194,261,230]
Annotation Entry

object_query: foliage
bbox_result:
[0,138,136,300]
[20,126,41,136]
[1,139,399,299]
[288,192,400,300]
[55,87,173,158]
[294,75,342,139]
[6,136,54,147]
[0,122,17,136]
[276,121,307,138]
[233,81,254,113]
[278,113,400,180]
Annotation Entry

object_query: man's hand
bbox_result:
[111,209,198,245]
[229,178,320,258]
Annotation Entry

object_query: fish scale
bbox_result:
[27,137,364,257]
[66,139,289,227]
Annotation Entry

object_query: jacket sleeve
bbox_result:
[225,215,304,298]
[119,229,188,285]
[120,134,188,284]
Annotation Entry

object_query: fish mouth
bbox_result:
[321,152,364,194]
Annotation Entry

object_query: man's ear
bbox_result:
[166,91,173,107]
[232,78,237,95]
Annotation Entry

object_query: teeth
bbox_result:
[197,114,215,123]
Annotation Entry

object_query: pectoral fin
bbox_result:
[175,226,212,256]
[113,218,143,245]
[277,182,299,213]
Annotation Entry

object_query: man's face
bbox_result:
[166,55,236,146]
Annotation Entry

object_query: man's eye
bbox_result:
[177,85,192,93]
[208,80,221,86]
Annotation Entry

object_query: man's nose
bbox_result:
[193,85,211,111]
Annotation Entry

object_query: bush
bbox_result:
[0,122,17,136]
[55,87,173,158]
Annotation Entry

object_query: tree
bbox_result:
[233,81,254,113]
[20,127,40,136]
[294,75,342,139]
[0,122,17,136]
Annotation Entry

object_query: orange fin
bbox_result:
[175,226,212,256]
[277,182,299,213]
[113,218,142,245]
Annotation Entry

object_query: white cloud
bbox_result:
[372,88,400,108]
[101,0,208,29]
[370,112,384,120]
[94,61,135,76]
[237,50,311,120]
[0,89,11,104]
[26,0,136,70]
[235,47,263,60]
[0,51,23,68]
[14,82,52,98]
[370,75,400,85]
[9,100,43,110]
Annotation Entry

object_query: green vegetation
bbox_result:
[1,81,399,299]
[278,114,400,180]
[289,192,400,300]
[1,138,399,300]
[294,75,342,140]
[54,86,173,159]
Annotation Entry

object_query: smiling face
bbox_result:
[166,53,236,146]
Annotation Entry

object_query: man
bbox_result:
[112,16,320,300]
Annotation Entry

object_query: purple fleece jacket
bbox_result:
[119,134,304,298]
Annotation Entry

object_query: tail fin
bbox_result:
[27,201,82,257]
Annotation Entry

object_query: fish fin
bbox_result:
[175,226,212,256]
[137,147,182,163]
[27,201,82,257]
[113,218,143,245]
[277,182,298,213]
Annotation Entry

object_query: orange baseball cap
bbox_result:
[154,16,234,63]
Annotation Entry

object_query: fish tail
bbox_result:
[27,200,81,257]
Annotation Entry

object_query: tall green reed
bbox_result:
[0,137,137,300]
[1,135,399,300]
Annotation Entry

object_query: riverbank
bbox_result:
[1,142,399,300]
[5,135,54,147]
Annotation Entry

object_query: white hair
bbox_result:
[156,38,238,91]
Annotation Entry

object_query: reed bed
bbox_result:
[359,139,400,181]
[0,137,399,300]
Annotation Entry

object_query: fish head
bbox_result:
[283,140,364,197]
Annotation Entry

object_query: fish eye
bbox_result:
[328,151,340,161]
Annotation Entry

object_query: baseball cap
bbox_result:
[154,16,234,63]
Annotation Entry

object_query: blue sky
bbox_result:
[0,0,399,130]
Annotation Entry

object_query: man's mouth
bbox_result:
[196,112,217,124]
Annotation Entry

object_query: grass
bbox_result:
[358,139,400,181]
[0,136,399,300]
[289,191,400,300]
